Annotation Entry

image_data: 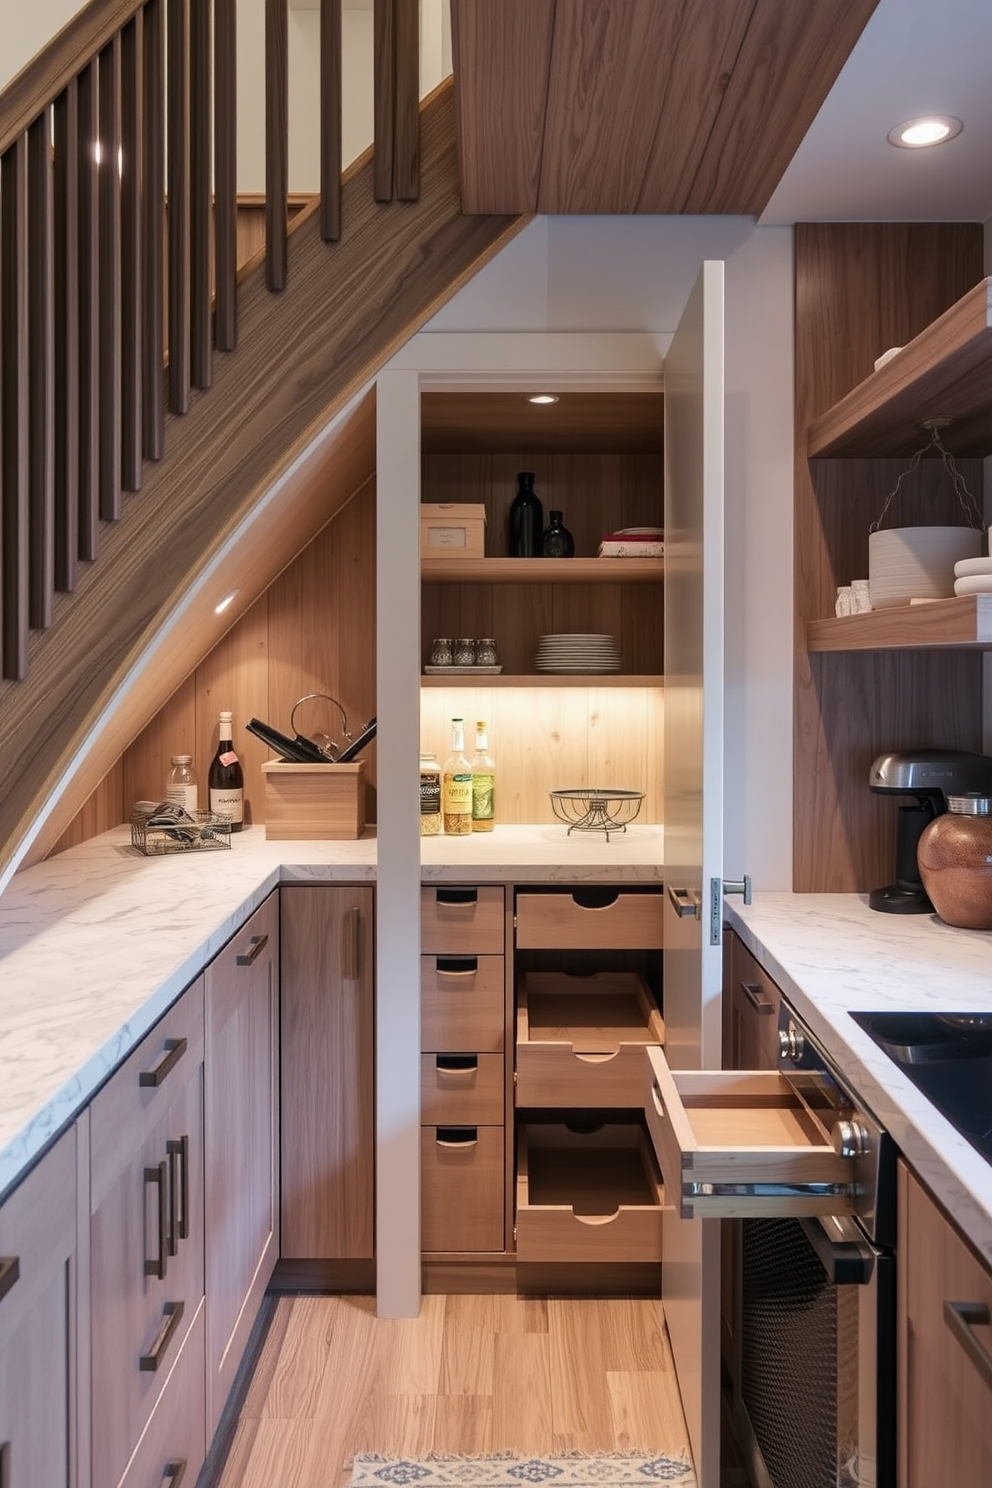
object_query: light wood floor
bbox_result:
[213,1293,694,1488]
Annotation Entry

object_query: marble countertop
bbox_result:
[727,894,992,1266]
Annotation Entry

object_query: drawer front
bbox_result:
[516,1044,649,1108]
[645,1046,853,1220]
[516,971,663,1108]
[421,954,505,1052]
[731,936,782,1071]
[515,890,663,950]
[421,886,505,955]
[118,1300,206,1488]
[420,1053,505,1126]
[421,1126,504,1252]
[0,1125,76,1325]
[515,1124,662,1264]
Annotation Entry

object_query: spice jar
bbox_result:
[476,638,499,667]
[419,753,442,836]
[917,794,992,929]
[430,638,453,667]
[453,638,476,667]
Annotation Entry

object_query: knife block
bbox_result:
[261,761,366,839]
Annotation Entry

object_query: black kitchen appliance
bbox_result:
[867,750,992,913]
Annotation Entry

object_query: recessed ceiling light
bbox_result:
[528,394,559,405]
[214,590,240,615]
[887,115,963,149]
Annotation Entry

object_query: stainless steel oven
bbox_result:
[735,1002,896,1488]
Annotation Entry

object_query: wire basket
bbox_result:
[549,788,644,841]
[131,804,232,856]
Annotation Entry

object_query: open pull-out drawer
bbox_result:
[645,1046,855,1220]
[515,1123,662,1262]
[516,972,664,1107]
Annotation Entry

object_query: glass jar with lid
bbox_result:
[419,753,442,835]
[165,754,199,813]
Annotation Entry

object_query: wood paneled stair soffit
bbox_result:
[450,0,880,215]
[0,0,527,889]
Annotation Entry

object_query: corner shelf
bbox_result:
[421,673,665,687]
[807,595,992,652]
[421,557,664,583]
[807,276,992,458]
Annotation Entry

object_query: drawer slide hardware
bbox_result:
[685,1180,853,1201]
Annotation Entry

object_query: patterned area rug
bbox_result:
[351,1454,696,1488]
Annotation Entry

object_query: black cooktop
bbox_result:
[850,1011,992,1164]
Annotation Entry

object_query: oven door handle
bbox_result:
[800,1215,876,1285]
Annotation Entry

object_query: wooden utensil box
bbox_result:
[261,761,366,839]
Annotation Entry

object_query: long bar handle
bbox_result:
[0,1256,19,1304]
[144,1160,168,1280]
[741,980,775,1015]
[140,1299,185,1371]
[139,1036,188,1088]
[236,933,269,967]
[944,1301,992,1392]
[164,1462,187,1488]
[348,905,361,980]
[167,1134,189,1251]
[667,885,698,918]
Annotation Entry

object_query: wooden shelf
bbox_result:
[807,595,992,652]
[421,673,664,687]
[807,277,992,458]
[421,557,664,583]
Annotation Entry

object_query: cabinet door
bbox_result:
[0,1126,77,1488]
[899,1162,992,1486]
[281,885,375,1258]
[204,892,279,1435]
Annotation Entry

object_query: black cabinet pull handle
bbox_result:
[944,1301,992,1391]
[236,933,269,967]
[140,1037,188,1088]
[164,1460,187,1487]
[140,1299,185,1371]
[166,1135,189,1252]
[741,980,775,1015]
[0,1256,19,1305]
[436,887,478,906]
[144,1161,168,1280]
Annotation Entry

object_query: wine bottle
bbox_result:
[209,711,244,830]
[442,718,473,835]
[471,720,495,832]
[508,472,544,557]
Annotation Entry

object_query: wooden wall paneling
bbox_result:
[373,0,395,202]
[1,134,30,681]
[167,0,190,412]
[77,60,101,560]
[329,481,378,802]
[587,683,648,798]
[48,758,126,855]
[214,0,238,347]
[191,0,213,388]
[196,597,269,829]
[98,34,123,521]
[265,0,289,291]
[449,0,555,213]
[53,82,80,592]
[320,0,343,242]
[120,10,144,491]
[792,223,985,894]
[393,0,419,202]
[646,685,664,825]
[27,110,55,631]
[123,672,197,806]
[622,584,664,676]
[492,582,553,675]
[143,0,165,458]
[553,580,622,647]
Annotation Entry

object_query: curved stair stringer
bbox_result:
[0,80,527,892]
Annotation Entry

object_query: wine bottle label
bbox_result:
[218,749,239,766]
[210,788,244,824]
[472,773,495,821]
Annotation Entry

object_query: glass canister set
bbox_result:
[428,637,500,671]
[420,719,495,836]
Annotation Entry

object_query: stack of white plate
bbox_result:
[535,633,620,673]
[954,555,992,596]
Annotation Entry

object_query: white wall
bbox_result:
[1,0,87,90]
[419,215,796,890]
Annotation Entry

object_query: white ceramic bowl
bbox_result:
[954,554,992,579]
[868,526,983,609]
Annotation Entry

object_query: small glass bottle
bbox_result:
[165,754,199,813]
[208,711,244,830]
[442,718,473,835]
[542,510,575,558]
[471,721,495,833]
[508,471,544,557]
[420,752,442,836]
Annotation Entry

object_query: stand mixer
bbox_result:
[868,750,992,912]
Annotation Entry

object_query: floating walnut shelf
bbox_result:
[420,557,664,583]
[807,595,992,652]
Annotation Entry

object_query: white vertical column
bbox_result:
[375,369,422,1316]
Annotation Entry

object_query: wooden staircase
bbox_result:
[0,3,525,889]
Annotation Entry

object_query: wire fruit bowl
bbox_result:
[549,789,644,841]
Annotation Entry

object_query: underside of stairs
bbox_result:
[0,80,526,889]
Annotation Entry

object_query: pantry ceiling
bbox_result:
[449,0,880,216]
[420,392,664,453]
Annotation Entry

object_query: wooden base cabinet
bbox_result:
[204,891,279,1436]
[898,1161,992,1486]
[280,885,375,1259]
[0,1126,78,1488]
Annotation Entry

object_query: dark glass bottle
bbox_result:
[508,471,543,557]
[209,710,245,830]
[542,510,575,558]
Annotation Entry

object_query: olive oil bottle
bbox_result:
[442,718,473,834]
[471,720,495,832]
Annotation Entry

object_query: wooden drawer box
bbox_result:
[420,1053,505,1125]
[516,971,664,1107]
[421,954,505,1052]
[515,1123,662,1263]
[421,886,505,955]
[119,1299,206,1488]
[421,1125,504,1252]
[515,890,663,950]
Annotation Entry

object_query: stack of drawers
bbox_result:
[420,886,507,1253]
